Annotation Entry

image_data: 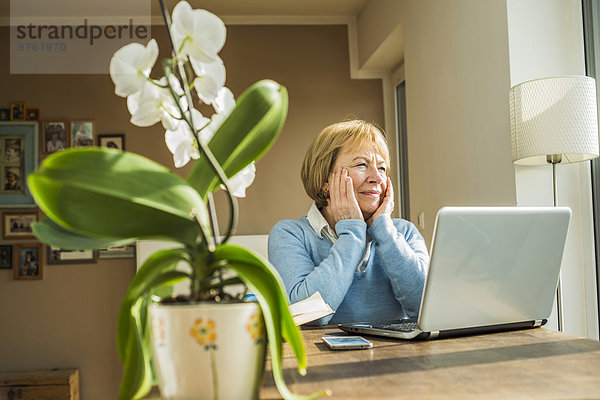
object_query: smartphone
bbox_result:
[322,336,373,350]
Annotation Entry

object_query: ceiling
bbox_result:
[1,0,369,20]
[156,0,369,17]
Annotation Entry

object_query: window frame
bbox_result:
[582,0,600,333]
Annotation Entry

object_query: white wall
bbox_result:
[506,0,599,338]
[400,0,516,242]
[355,0,404,71]
[350,2,401,216]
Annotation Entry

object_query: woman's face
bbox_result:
[329,143,387,218]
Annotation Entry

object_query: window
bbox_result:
[395,81,410,220]
[582,0,600,331]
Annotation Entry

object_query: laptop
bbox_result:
[339,206,572,340]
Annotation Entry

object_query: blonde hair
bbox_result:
[301,120,390,209]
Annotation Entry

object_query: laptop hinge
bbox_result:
[533,320,543,328]
[427,331,440,340]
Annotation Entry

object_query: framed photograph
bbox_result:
[10,102,26,121]
[0,109,10,121]
[3,210,38,239]
[0,122,39,206]
[0,245,12,269]
[42,121,69,154]
[97,133,125,151]
[99,244,135,259]
[71,120,94,148]
[3,166,23,193]
[26,109,40,121]
[47,246,98,265]
[14,243,42,280]
[4,137,22,164]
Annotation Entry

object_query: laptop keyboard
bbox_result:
[376,321,418,332]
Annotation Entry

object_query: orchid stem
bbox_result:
[158,0,238,247]
[206,193,220,239]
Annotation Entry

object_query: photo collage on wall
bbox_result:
[41,120,96,156]
[0,103,133,281]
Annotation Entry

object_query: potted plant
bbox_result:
[27,1,328,399]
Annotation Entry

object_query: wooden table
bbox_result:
[260,326,600,399]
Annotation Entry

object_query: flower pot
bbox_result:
[150,301,266,400]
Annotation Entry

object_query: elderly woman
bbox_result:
[268,120,429,325]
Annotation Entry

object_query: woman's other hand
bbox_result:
[327,168,363,223]
[367,177,394,227]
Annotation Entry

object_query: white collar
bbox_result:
[306,203,372,272]
[307,203,338,241]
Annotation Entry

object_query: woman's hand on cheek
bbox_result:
[327,168,363,224]
[367,177,394,227]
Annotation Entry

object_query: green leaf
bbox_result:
[118,298,154,400]
[32,217,131,250]
[117,248,189,400]
[150,284,176,299]
[215,244,327,400]
[27,148,212,247]
[207,276,244,290]
[187,80,288,198]
[117,248,188,359]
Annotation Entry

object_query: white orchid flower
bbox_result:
[165,109,210,168]
[191,57,226,104]
[171,1,226,63]
[127,78,186,131]
[191,87,236,146]
[165,126,198,168]
[109,39,158,98]
[213,87,235,114]
[222,162,256,198]
[165,87,235,168]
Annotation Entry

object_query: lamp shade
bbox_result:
[510,75,599,165]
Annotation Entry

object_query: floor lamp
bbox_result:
[509,75,599,332]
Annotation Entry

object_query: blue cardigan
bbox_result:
[268,215,429,325]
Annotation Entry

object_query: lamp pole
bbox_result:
[547,154,564,332]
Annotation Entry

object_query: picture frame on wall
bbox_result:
[47,246,98,265]
[98,244,135,259]
[0,245,12,269]
[14,243,42,280]
[97,133,125,151]
[0,109,10,121]
[10,102,26,121]
[0,121,39,207]
[3,210,38,240]
[71,120,94,148]
[26,109,40,121]
[42,121,69,154]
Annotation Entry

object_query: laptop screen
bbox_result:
[417,206,571,332]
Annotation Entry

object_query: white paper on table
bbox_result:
[289,292,334,325]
